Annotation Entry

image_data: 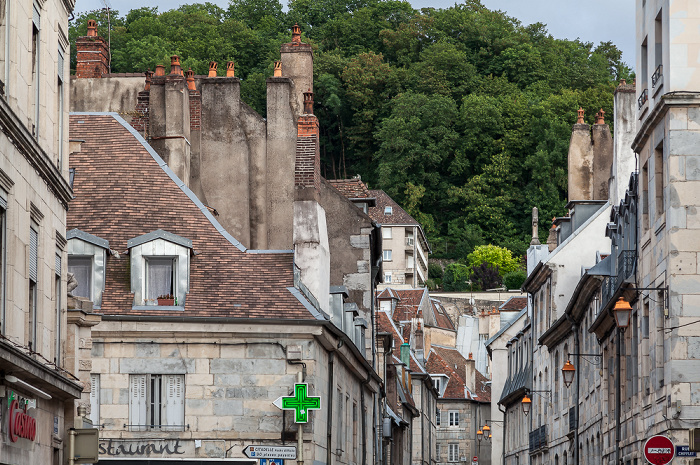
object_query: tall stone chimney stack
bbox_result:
[280,24,313,118]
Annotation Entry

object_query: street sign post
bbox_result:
[272,383,321,424]
[472,456,478,465]
[643,435,675,465]
[243,445,297,460]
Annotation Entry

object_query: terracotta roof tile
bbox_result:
[431,299,456,331]
[68,114,313,320]
[427,346,491,402]
[500,296,527,311]
[368,190,418,225]
[327,178,374,199]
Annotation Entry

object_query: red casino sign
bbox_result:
[8,399,37,442]
[643,435,674,465]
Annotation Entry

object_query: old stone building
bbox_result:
[0,0,92,463]
[67,111,380,464]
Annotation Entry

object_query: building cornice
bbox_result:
[0,98,72,209]
[632,92,700,152]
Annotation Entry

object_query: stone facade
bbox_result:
[0,0,85,464]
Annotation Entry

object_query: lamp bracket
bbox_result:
[525,389,552,400]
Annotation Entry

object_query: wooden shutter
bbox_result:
[89,374,100,425]
[129,375,147,431]
[164,375,184,430]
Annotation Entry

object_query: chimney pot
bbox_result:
[170,55,183,76]
[620,78,626,86]
[273,60,282,77]
[576,107,585,124]
[469,352,473,360]
[87,19,98,37]
[144,69,153,91]
[186,68,196,90]
[208,61,218,77]
[303,89,314,115]
[595,108,605,125]
[226,61,235,77]
[155,65,165,77]
[292,23,302,44]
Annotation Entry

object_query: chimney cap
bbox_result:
[292,23,302,44]
[226,61,235,77]
[303,89,314,115]
[87,19,98,37]
[208,61,218,77]
[576,107,584,124]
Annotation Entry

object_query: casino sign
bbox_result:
[8,399,37,442]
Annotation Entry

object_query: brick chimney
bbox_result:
[75,19,109,78]
[131,70,152,137]
[293,88,330,315]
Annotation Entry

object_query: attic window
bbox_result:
[67,229,109,308]
[128,230,191,308]
[384,206,393,215]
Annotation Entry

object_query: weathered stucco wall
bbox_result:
[70,76,144,113]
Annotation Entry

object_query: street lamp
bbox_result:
[613,297,632,329]
[521,395,531,415]
[562,360,575,388]
[482,424,490,434]
[477,429,483,442]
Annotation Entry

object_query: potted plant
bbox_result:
[157,294,175,306]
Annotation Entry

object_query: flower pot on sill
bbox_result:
[157,298,175,306]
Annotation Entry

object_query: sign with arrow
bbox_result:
[243,445,297,460]
[272,383,321,424]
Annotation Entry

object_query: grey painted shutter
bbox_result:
[55,252,61,276]
[90,374,100,425]
[29,227,38,282]
[164,375,184,429]
[57,47,64,82]
[129,375,147,431]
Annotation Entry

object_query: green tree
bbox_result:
[466,245,521,277]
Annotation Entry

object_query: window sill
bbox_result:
[132,305,185,311]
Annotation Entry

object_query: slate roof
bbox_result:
[499,296,527,311]
[68,113,315,320]
[427,345,491,402]
[327,178,374,200]
[368,190,419,226]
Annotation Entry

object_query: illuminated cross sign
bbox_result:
[272,383,321,423]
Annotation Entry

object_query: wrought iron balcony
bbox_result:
[569,406,577,432]
[638,89,648,110]
[529,425,548,452]
[616,250,637,288]
[652,65,663,87]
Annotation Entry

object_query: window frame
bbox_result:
[448,443,459,462]
[448,410,459,427]
[382,227,392,239]
[384,272,392,284]
[129,373,185,432]
[67,229,109,308]
[384,206,393,215]
[383,249,392,262]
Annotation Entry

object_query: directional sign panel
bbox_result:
[243,445,297,460]
[272,383,321,424]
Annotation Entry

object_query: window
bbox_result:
[31,2,40,136]
[654,142,664,219]
[436,408,441,425]
[406,231,414,246]
[90,374,100,425]
[353,402,358,462]
[384,206,392,215]
[384,272,391,283]
[29,223,38,351]
[57,44,65,168]
[383,250,392,262]
[55,252,61,365]
[68,257,92,299]
[128,230,191,307]
[336,387,344,454]
[129,374,184,431]
[67,229,108,308]
[382,227,392,239]
[433,378,441,393]
[436,444,440,460]
[448,410,459,427]
[448,443,459,462]
[0,190,6,335]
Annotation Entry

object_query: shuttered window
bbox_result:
[29,226,38,282]
[164,375,184,430]
[129,375,147,431]
[89,374,100,425]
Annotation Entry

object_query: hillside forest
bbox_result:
[69,0,633,260]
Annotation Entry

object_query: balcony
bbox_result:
[569,406,577,433]
[405,237,414,248]
[638,88,649,111]
[652,65,663,96]
[616,250,636,288]
[529,425,548,452]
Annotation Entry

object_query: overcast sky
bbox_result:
[75,0,636,69]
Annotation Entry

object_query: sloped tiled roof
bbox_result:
[431,299,456,331]
[427,345,491,402]
[377,311,426,374]
[68,113,314,320]
[377,288,400,300]
[368,190,419,225]
[500,296,527,311]
[391,289,426,322]
[327,178,374,200]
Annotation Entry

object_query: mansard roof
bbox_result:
[67,113,316,320]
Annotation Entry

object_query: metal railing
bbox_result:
[638,89,648,110]
[569,406,577,432]
[616,250,637,288]
[652,65,663,87]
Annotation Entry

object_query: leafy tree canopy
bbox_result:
[69,0,632,260]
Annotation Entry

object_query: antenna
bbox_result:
[100,0,112,73]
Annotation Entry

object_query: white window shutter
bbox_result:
[89,374,100,425]
[30,227,38,282]
[130,375,147,431]
[164,375,184,430]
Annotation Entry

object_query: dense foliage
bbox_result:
[70,0,632,259]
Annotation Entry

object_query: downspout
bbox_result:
[615,330,621,465]
[361,374,370,465]
[370,226,381,465]
[327,351,335,465]
[499,404,507,465]
[565,315,580,465]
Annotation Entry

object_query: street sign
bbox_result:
[644,435,675,465]
[272,383,321,423]
[243,445,297,460]
[676,445,698,457]
[260,458,284,465]
[472,456,478,465]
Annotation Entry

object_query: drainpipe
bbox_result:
[565,315,580,465]
[499,404,507,465]
[361,374,370,465]
[615,330,621,465]
[327,351,335,465]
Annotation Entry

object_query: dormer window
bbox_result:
[128,230,191,308]
[384,206,393,215]
[67,229,109,308]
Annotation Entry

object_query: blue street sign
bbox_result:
[676,446,697,457]
[260,459,284,465]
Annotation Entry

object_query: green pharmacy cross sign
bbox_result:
[272,383,321,423]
